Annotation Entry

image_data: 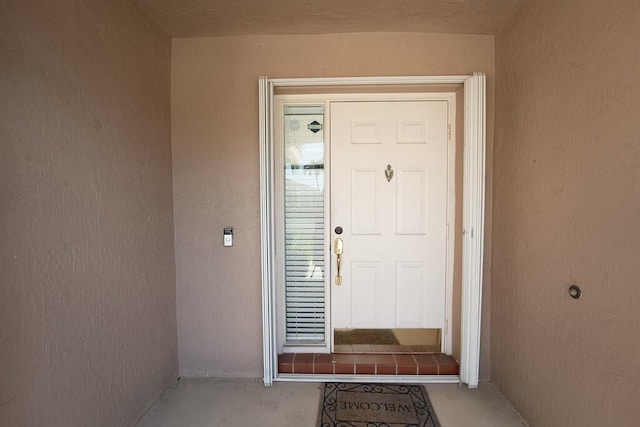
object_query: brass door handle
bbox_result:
[333,238,344,285]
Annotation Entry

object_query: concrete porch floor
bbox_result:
[137,378,528,426]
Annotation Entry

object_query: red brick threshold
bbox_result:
[278,352,458,376]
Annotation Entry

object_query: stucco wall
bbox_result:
[0,1,176,426]
[172,32,494,378]
[493,0,640,425]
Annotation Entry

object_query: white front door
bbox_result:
[330,101,450,333]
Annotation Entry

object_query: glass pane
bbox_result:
[283,105,325,344]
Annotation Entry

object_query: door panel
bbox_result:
[331,101,449,331]
[397,120,428,144]
[351,262,380,326]
[396,167,427,234]
[351,169,381,235]
[351,121,382,144]
[396,262,425,326]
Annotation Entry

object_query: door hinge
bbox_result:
[444,320,448,334]
[447,124,452,141]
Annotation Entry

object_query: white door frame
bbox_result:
[259,74,486,388]
[273,92,457,356]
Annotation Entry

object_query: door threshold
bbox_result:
[278,352,458,376]
[275,374,460,384]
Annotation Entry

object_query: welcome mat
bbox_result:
[334,329,400,345]
[319,383,441,427]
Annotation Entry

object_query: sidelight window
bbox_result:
[282,105,326,344]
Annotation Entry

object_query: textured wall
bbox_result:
[493,0,640,425]
[0,1,176,426]
[136,0,524,36]
[172,32,494,378]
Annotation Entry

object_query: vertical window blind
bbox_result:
[283,106,325,344]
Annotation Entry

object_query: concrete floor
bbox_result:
[138,378,528,427]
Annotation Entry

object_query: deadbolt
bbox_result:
[334,226,343,235]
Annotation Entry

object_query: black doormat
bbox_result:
[334,329,400,345]
[319,383,441,427]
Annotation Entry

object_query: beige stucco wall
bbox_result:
[172,32,494,378]
[493,0,640,425]
[0,1,177,425]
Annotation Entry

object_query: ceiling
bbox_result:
[135,0,526,38]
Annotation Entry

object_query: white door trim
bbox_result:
[460,74,486,388]
[259,74,486,388]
